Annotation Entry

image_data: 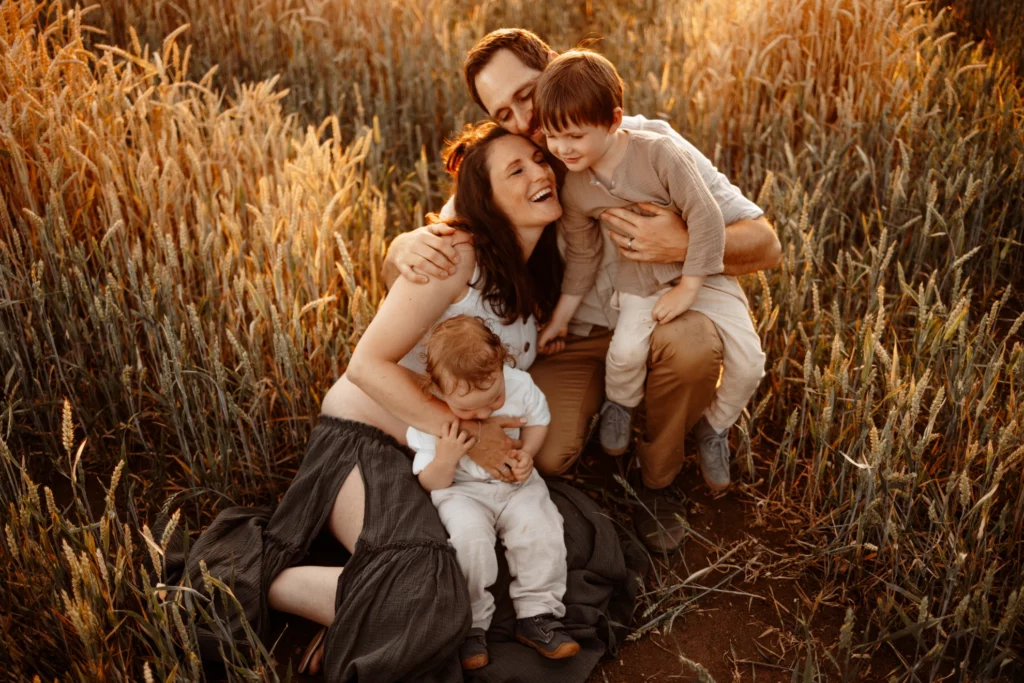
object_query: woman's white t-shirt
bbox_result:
[399,265,538,374]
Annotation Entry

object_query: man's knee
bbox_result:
[534,437,584,477]
[650,311,723,379]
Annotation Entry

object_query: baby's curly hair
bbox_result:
[421,315,514,396]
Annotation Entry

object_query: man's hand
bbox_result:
[385,223,461,284]
[464,416,526,482]
[510,450,534,482]
[602,207,782,275]
[601,202,689,264]
[436,419,477,463]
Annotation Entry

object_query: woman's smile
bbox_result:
[487,134,563,228]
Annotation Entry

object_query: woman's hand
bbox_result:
[386,223,461,284]
[465,417,526,482]
[600,202,689,264]
[510,450,534,482]
[436,419,477,463]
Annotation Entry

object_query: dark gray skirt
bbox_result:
[174,417,470,681]
[166,416,643,682]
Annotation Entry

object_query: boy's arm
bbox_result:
[653,138,725,277]
[559,182,603,298]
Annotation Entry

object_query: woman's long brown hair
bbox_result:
[435,122,563,325]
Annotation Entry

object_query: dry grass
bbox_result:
[1,0,1022,680]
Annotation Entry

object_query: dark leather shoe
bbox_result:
[460,627,489,670]
[631,480,688,553]
[515,614,580,659]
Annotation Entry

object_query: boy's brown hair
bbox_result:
[422,315,513,396]
[535,49,624,133]
[464,29,553,113]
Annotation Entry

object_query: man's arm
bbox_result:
[384,224,461,287]
[600,205,781,275]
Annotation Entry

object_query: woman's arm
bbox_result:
[347,248,470,434]
[600,205,781,275]
[348,242,522,480]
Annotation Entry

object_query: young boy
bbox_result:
[535,50,766,489]
[407,315,580,669]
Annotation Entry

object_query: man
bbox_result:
[386,29,780,553]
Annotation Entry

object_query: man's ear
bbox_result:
[546,50,558,64]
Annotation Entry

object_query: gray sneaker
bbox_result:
[693,417,731,491]
[599,400,634,456]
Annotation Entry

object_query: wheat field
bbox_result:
[1,0,1022,680]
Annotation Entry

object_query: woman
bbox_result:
[170,123,637,681]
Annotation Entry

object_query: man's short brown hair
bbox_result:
[535,49,624,132]
[422,315,513,396]
[464,29,553,113]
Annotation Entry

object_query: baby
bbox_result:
[535,50,766,490]
[407,315,580,670]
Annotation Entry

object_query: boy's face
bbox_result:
[474,49,550,145]
[543,122,618,173]
[442,370,507,421]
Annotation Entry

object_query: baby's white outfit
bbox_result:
[408,366,566,630]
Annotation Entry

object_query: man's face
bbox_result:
[474,49,548,145]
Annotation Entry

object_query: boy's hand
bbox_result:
[436,419,476,462]
[538,337,565,355]
[653,277,702,324]
[537,321,568,354]
[511,450,534,482]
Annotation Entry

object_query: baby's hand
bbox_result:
[436,419,476,462]
[511,450,534,482]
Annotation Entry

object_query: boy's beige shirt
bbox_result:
[559,128,725,299]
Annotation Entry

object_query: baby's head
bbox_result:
[535,49,625,172]
[422,315,511,420]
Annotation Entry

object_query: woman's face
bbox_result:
[486,135,562,231]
